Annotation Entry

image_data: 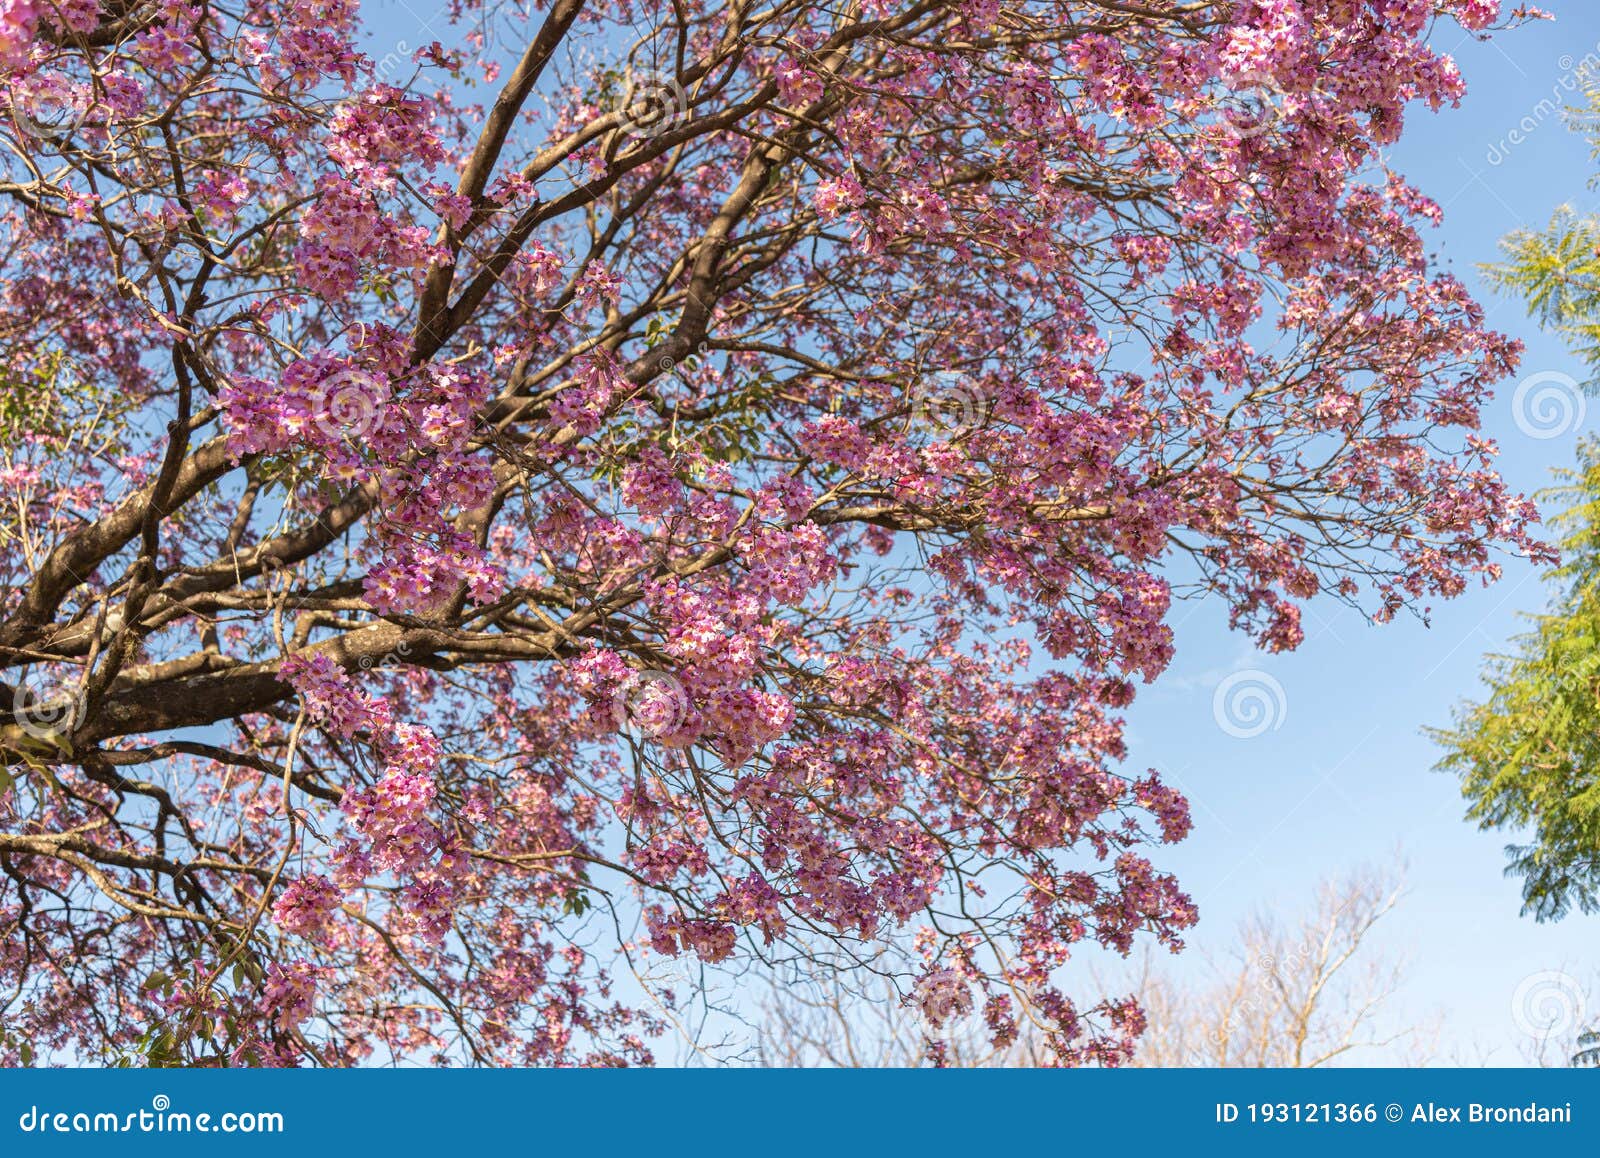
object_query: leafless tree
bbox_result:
[1121,864,1435,1067]
[753,863,1435,1067]
[1511,962,1597,1068]
[752,947,1020,1067]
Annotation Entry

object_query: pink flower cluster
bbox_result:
[342,769,441,875]
[260,961,320,1034]
[0,0,38,69]
[276,652,464,945]
[271,874,342,938]
[221,344,505,616]
[295,176,437,299]
[325,84,445,189]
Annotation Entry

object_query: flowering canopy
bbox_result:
[0,0,1548,1066]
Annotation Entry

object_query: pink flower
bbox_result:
[260,961,320,1033]
[271,875,342,938]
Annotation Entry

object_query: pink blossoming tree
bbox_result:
[0,0,1548,1066]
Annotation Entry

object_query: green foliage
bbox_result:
[102,960,270,1068]
[0,353,73,440]
[1479,78,1600,387]
[1436,77,1600,920]
[1430,443,1600,920]
[1564,79,1600,177]
[0,1023,36,1067]
[1484,207,1600,382]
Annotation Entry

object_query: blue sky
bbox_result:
[345,1,1600,1064]
[1106,5,1600,1065]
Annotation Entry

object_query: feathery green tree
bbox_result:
[1431,447,1600,919]
[1433,82,1600,920]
